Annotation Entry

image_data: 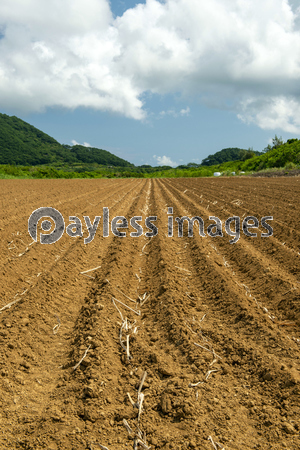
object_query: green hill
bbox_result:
[201,147,262,166]
[0,113,133,167]
[236,138,300,172]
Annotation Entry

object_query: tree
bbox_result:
[263,135,284,153]
[272,135,284,148]
[187,162,200,167]
[240,147,256,161]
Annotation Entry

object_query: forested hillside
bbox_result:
[201,147,262,166]
[0,113,133,167]
[238,138,300,171]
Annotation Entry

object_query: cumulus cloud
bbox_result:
[153,155,178,167]
[237,96,300,133]
[1,0,300,130]
[159,106,190,118]
[71,140,91,147]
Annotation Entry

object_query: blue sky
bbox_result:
[1,0,300,166]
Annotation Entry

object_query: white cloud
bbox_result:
[159,106,190,118]
[159,109,176,118]
[180,107,190,116]
[153,155,178,167]
[237,96,300,133]
[0,0,300,130]
[71,139,91,147]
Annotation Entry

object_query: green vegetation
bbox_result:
[0,113,132,167]
[0,111,299,179]
[262,135,284,153]
[142,138,300,178]
[236,138,300,172]
[201,147,262,166]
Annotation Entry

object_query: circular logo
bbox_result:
[28,207,65,244]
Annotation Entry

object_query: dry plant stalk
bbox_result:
[199,313,206,323]
[137,292,150,306]
[107,279,136,303]
[135,438,151,450]
[282,286,296,296]
[138,371,147,395]
[112,297,124,321]
[185,321,197,335]
[208,435,225,449]
[8,241,16,250]
[119,322,128,352]
[118,313,138,361]
[123,420,151,450]
[272,319,298,327]
[292,336,300,345]
[194,343,222,360]
[205,369,220,380]
[126,334,131,360]
[137,371,147,422]
[141,240,151,255]
[175,266,191,274]
[127,392,136,407]
[123,419,133,434]
[0,297,22,312]
[0,289,27,313]
[241,283,250,296]
[127,371,147,417]
[80,265,102,275]
[231,199,243,206]
[112,296,141,316]
[80,273,95,279]
[189,381,204,388]
[135,428,151,450]
[16,240,35,257]
[53,315,61,335]
[137,392,145,422]
[73,345,91,371]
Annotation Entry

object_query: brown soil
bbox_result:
[0,177,299,450]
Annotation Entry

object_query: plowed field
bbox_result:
[0,177,299,450]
